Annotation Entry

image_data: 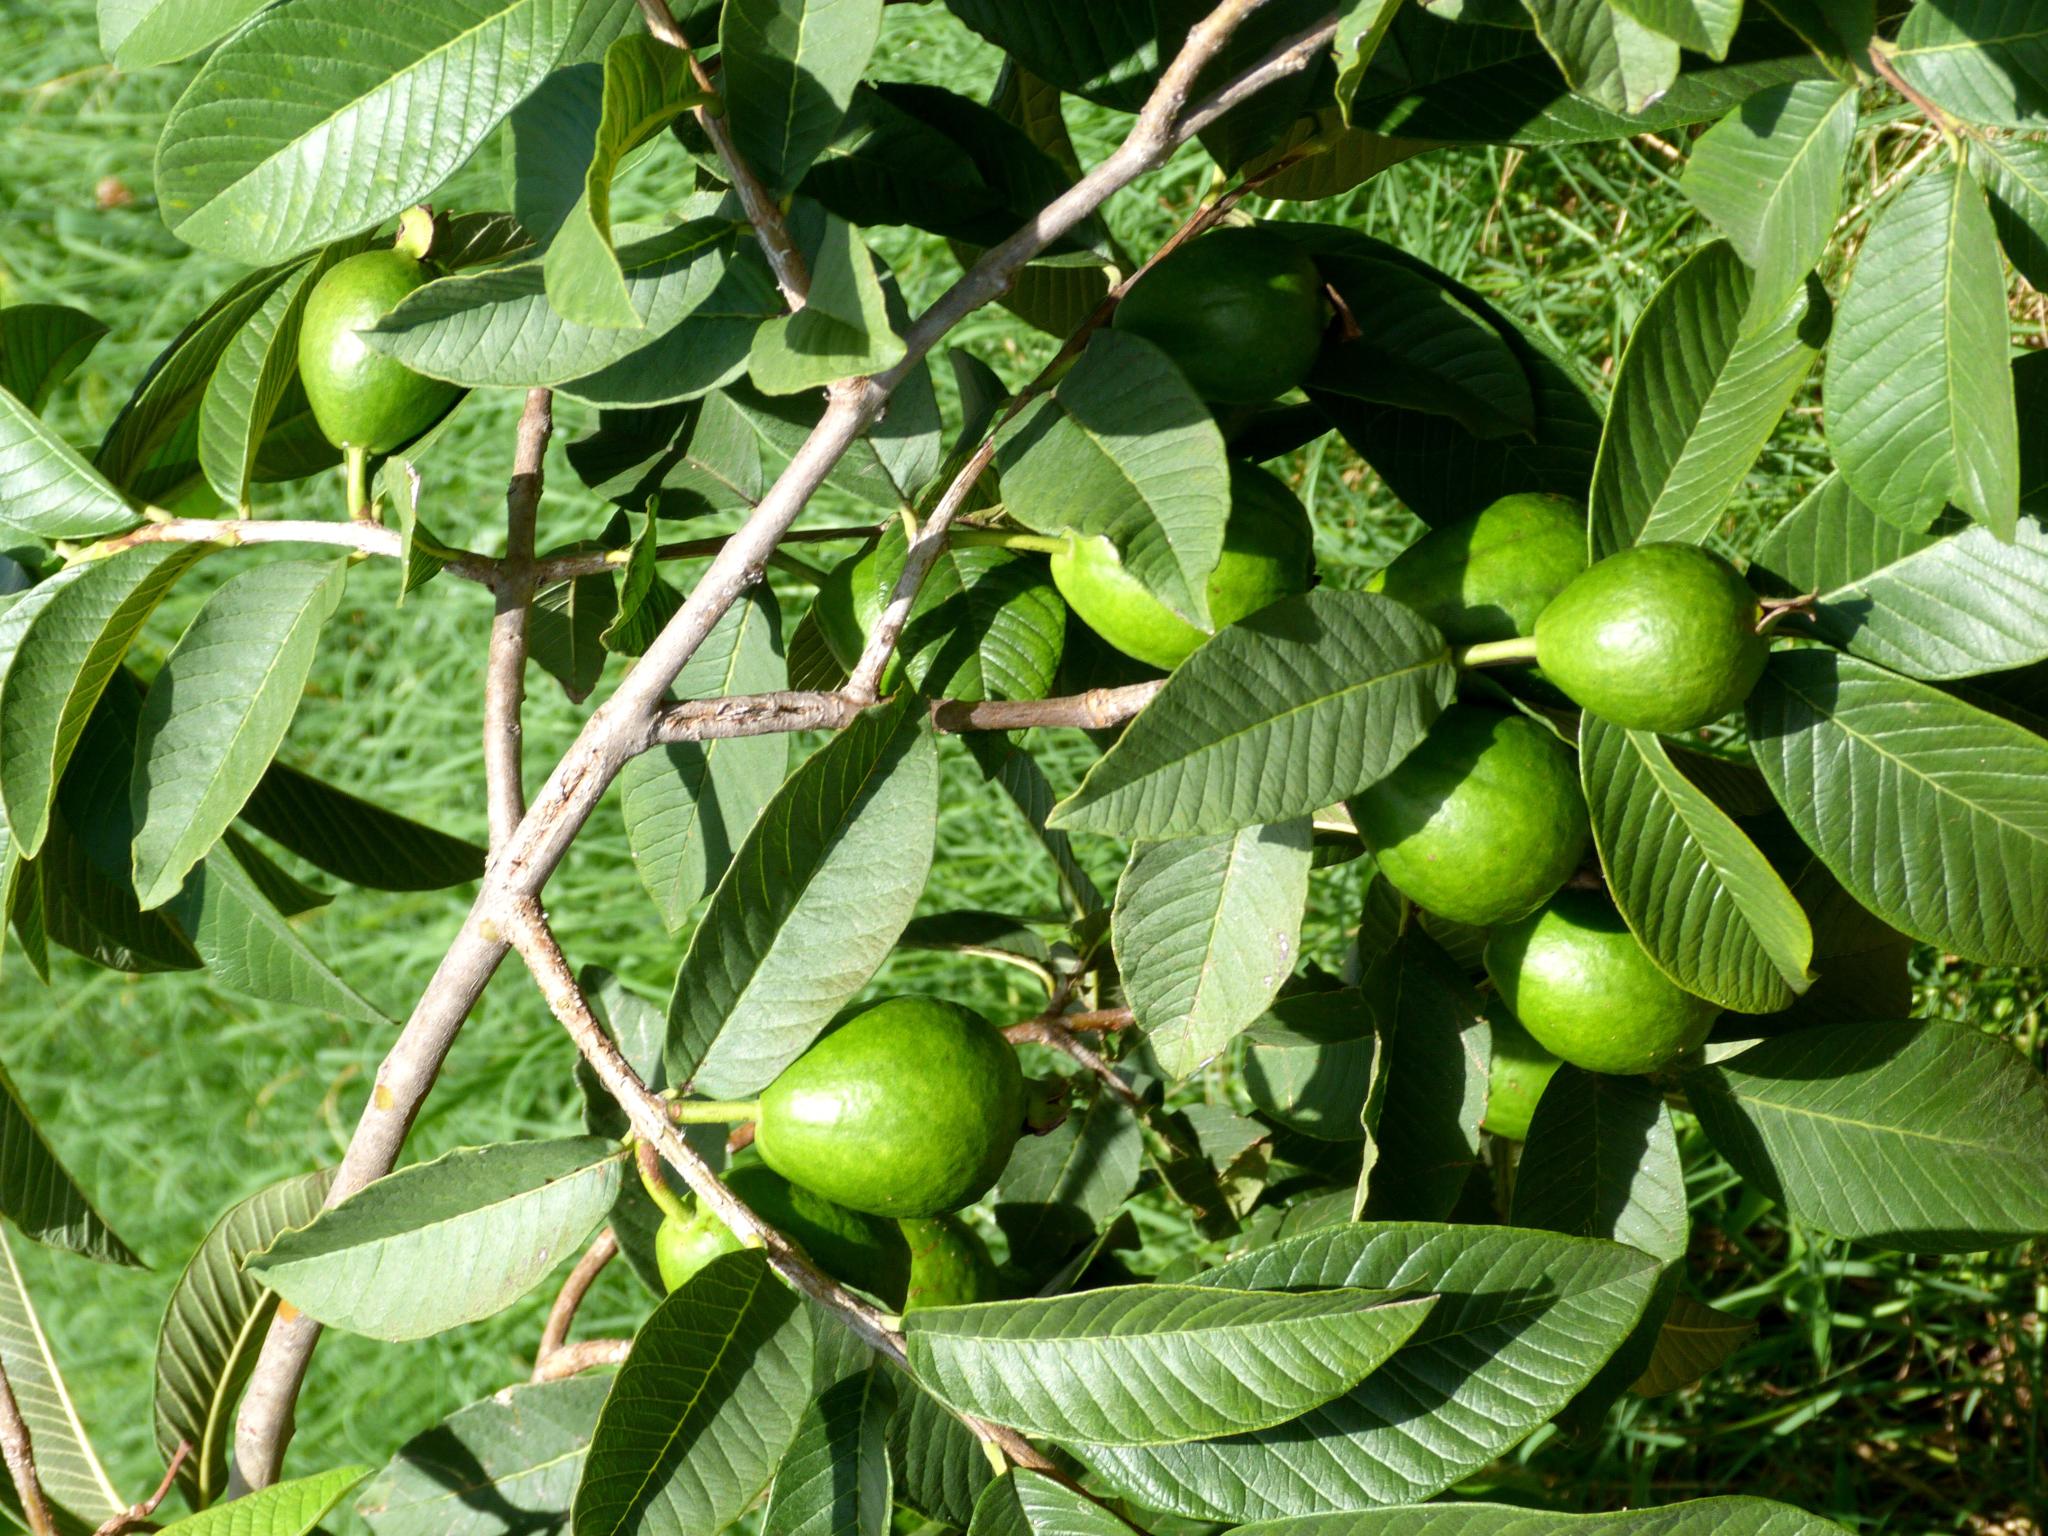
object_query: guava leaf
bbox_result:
[1519,0,1679,115]
[0,390,139,542]
[1893,0,2048,129]
[940,0,1163,110]
[0,305,107,413]
[1512,1068,1688,1262]
[993,1093,1144,1283]
[1976,134,2048,289]
[761,1368,896,1536]
[1225,1496,1854,1536]
[236,760,484,892]
[750,214,907,393]
[722,0,884,196]
[0,1058,139,1265]
[0,1226,123,1527]
[1610,0,1742,57]
[154,1465,372,1536]
[1354,936,1488,1223]
[1630,1294,1756,1397]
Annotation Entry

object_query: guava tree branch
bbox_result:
[485,388,551,849]
[531,1337,633,1382]
[91,1444,188,1536]
[642,679,1165,747]
[232,0,1329,1487]
[533,1226,618,1379]
[0,1359,55,1536]
[71,517,499,586]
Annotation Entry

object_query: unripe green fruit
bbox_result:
[1349,705,1590,927]
[297,249,460,454]
[1482,1008,1562,1141]
[1368,493,1588,644]
[1484,888,1719,1076]
[656,1165,912,1303]
[1050,461,1313,670]
[655,1209,743,1293]
[1111,228,1326,404]
[757,996,1025,1219]
[1534,542,1767,734]
[900,1214,1002,1309]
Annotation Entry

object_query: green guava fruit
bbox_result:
[297,248,460,454]
[1534,542,1768,734]
[655,1164,911,1303]
[899,1214,1002,1309]
[1483,888,1720,1076]
[1110,228,1326,404]
[1049,460,1313,670]
[1368,492,1588,644]
[756,996,1026,1219]
[1348,705,1591,927]
[1482,1007,1562,1141]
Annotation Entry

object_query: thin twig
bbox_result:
[1004,1008,1133,1042]
[1006,1020,1144,1111]
[229,2,1333,1488]
[71,518,499,587]
[486,388,551,851]
[642,679,1164,750]
[529,524,881,584]
[531,1338,634,1383]
[533,1227,620,1378]
[0,1359,55,1536]
[92,1444,189,1536]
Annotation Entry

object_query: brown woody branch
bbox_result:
[0,1359,54,1536]
[91,1444,189,1536]
[1006,1020,1144,1112]
[533,1226,619,1379]
[642,679,1163,748]
[485,388,551,851]
[531,1338,634,1383]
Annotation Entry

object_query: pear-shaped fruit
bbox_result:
[1534,542,1767,734]
[1349,705,1590,927]
[1111,228,1326,404]
[1050,460,1313,670]
[1484,888,1719,1075]
[1369,493,1588,644]
[900,1214,1001,1309]
[756,997,1025,1219]
[298,248,460,454]
[1482,1008,1562,1141]
[655,1164,911,1302]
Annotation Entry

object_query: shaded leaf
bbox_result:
[761,1368,895,1536]
[1976,134,2048,289]
[1631,1294,1756,1396]
[1356,936,1489,1223]
[1226,1497,1854,1536]
[238,760,484,892]
[0,306,106,413]
[0,1227,121,1527]
[155,1466,371,1536]
[1893,0,2048,129]
[1512,1068,1687,1261]
[0,1059,139,1266]
[724,0,884,194]
[1520,0,1680,115]
[0,390,139,541]
[994,1094,1143,1281]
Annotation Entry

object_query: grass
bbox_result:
[1,5,2044,1534]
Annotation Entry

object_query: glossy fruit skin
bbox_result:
[1050,461,1313,670]
[1111,228,1326,404]
[899,1214,1001,1310]
[655,1209,743,1293]
[1482,1008,1562,1141]
[1484,888,1720,1076]
[298,249,460,453]
[1534,542,1768,734]
[1368,493,1588,644]
[1349,705,1590,926]
[656,1164,912,1302]
[756,996,1026,1219]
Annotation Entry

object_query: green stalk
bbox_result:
[634,1142,692,1225]
[344,445,372,523]
[948,528,1065,556]
[1453,636,1542,669]
[669,1098,759,1125]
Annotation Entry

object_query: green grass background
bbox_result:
[1,3,2043,1531]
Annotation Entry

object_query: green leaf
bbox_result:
[1630,1293,1756,1396]
[999,329,1230,630]
[247,1139,624,1340]
[1049,591,1456,840]
[509,63,607,249]
[1079,1224,1664,1518]
[723,0,884,195]
[546,34,713,329]
[155,1170,333,1512]
[1356,936,1489,1223]
[1893,0,2048,129]
[891,1378,993,1530]
[372,220,778,406]
[1826,161,2018,536]
[0,1058,139,1265]
[156,1466,372,1536]
[0,306,107,413]
[1685,1019,2048,1250]
[155,0,587,264]
[573,1250,812,1536]
[993,1093,1143,1277]
[941,1,1162,110]
[750,213,906,393]
[1511,1068,1688,1261]
[1580,717,1812,1013]
[1976,134,2048,290]
[1224,1497,1854,1536]
[1681,80,1856,318]
[99,0,269,68]
[130,560,345,908]
[620,588,786,931]
[1745,649,2048,964]
[1520,0,1680,115]
[528,564,617,704]
[356,1375,610,1536]
[761,1368,896,1536]
[1751,476,2048,680]
[1113,823,1313,1080]
[1242,989,1380,1143]
[0,546,205,858]
[1610,0,1742,56]
[907,1285,1435,1448]
[0,389,139,541]
[0,1227,122,1527]
[1588,243,1825,557]
[666,695,938,1096]
[237,759,484,891]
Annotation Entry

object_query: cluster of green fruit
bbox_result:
[652,996,1021,1309]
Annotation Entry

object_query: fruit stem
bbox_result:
[344,445,374,524]
[668,1098,759,1125]
[948,528,1064,555]
[633,1140,693,1225]
[1453,636,1541,669]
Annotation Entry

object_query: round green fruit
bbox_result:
[657,1164,913,1302]
[298,248,460,454]
[756,996,1026,1219]
[1368,493,1588,644]
[655,1208,743,1293]
[1533,542,1767,734]
[1111,228,1326,404]
[900,1214,1002,1310]
[1484,888,1719,1076]
[1482,1008,1562,1141]
[1349,705,1590,927]
[1050,461,1313,670]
